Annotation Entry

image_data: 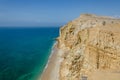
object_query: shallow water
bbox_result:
[0,27,59,80]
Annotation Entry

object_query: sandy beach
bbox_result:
[38,42,62,80]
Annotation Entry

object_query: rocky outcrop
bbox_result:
[57,14,120,80]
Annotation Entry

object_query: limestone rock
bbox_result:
[57,14,120,80]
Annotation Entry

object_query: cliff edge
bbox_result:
[57,14,120,80]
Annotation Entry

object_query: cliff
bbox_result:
[57,14,120,80]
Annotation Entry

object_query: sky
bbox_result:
[0,0,120,27]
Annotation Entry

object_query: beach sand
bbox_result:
[38,43,63,80]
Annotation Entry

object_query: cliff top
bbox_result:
[79,13,120,19]
[62,14,120,33]
[72,14,120,23]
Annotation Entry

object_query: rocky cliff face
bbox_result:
[57,14,120,80]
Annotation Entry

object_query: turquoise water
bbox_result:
[0,27,59,80]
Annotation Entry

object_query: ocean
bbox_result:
[0,27,59,80]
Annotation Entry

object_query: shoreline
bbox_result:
[42,42,57,75]
[38,42,62,80]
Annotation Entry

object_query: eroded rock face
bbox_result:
[57,14,120,80]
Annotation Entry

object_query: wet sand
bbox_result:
[38,43,62,80]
